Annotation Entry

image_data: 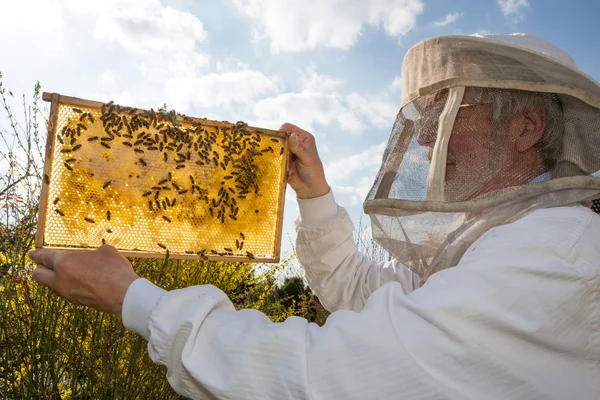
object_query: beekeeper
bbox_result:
[29,33,600,399]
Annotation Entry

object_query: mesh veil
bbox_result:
[364,35,600,283]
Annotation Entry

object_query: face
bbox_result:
[416,89,540,202]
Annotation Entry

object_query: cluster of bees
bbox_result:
[46,101,284,259]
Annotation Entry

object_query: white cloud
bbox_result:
[390,75,402,92]
[65,0,208,53]
[325,141,387,185]
[0,0,66,59]
[431,12,463,27]
[164,69,283,112]
[246,70,398,134]
[301,66,344,92]
[232,0,425,53]
[345,93,398,129]
[497,0,530,21]
[251,91,347,131]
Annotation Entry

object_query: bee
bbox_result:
[84,217,95,224]
[209,208,214,217]
[158,179,168,185]
[77,124,87,131]
[123,142,133,147]
[149,201,154,211]
[106,210,111,221]
[168,172,172,181]
[223,175,233,180]
[87,113,94,124]
[148,146,158,151]
[100,142,111,149]
[72,108,83,114]
[159,142,164,152]
[54,209,64,216]
[224,247,233,252]
[163,152,168,162]
[69,137,76,146]
[236,239,240,249]
[195,160,205,166]
[107,229,113,233]
[176,165,185,170]
[53,197,60,205]
[178,189,188,194]
[185,251,195,255]
[255,209,259,213]
[162,200,167,209]
[246,251,255,260]
[210,250,218,255]
[172,182,180,190]
[280,147,284,156]
[65,158,76,163]
[60,149,72,153]
[229,215,237,220]
[102,181,111,189]
[162,216,171,223]
[102,238,106,245]
[270,138,279,143]
[134,149,144,154]
[157,243,167,250]
[64,163,73,171]
[139,158,147,167]
[142,191,152,197]
[43,174,50,185]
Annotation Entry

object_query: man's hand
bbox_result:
[279,122,330,199]
[28,245,140,318]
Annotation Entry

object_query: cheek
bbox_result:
[448,122,491,157]
[448,128,478,156]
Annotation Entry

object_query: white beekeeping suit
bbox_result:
[122,33,600,399]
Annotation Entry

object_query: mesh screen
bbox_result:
[368,88,600,205]
[365,87,600,282]
[41,99,287,261]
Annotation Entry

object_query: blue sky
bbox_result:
[1,0,599,261]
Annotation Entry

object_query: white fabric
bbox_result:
[470,33,579,70]
[122,193,600,399]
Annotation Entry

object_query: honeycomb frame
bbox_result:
[36,92,289,263]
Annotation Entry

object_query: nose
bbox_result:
[416,118,438,147]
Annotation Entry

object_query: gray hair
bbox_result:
[470,88,564,169]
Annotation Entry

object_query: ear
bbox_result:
[515,109,546,153]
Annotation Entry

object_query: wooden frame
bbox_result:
[37,92,289,263]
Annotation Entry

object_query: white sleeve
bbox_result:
[121,206,599,400]
[295,189,419,313]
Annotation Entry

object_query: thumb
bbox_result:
[288,133,314,163]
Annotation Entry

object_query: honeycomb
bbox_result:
[39,96,288,262]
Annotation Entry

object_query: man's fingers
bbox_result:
[28,249,64,270]
[278,122,309,137]
[98,244,118,254]
[32,265,57,289]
